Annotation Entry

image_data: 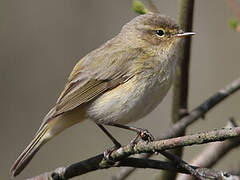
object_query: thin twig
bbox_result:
[146,0,159,13]
[113,77,240,180]
[28,127,240,180]
[228,0,240,20]
[228,0,240,31]
[113,158,240,180]
[160,151,204,180]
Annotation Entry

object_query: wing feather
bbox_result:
[56,79,108,115]
[44,37,144,122]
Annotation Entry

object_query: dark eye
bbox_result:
[156,29,165,37]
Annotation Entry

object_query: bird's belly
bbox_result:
[86,73,172,125]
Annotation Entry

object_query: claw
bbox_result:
[103,145,120,165]
[130,134,140,147]
[130,128,155,145]
[139,129,155,142]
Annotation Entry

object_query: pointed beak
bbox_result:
[175,30,196,38]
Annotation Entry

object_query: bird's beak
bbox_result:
[175,30,196,38]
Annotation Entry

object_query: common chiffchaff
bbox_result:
[10,12,195,177]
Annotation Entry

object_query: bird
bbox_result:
[10,12,195,177]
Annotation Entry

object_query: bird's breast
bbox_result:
[86,56,176,125]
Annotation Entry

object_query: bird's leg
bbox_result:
[96,123,122,162]
[104,122,155,144]
[96,123,121,148]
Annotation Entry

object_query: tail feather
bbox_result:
[10,106,86,177]
[10,125,49,177]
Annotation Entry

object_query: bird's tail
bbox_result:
[10,106,85,177]
[10,124,51,177]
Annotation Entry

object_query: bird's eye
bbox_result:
[156,29,165,37]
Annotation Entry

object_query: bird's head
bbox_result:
[120,13,195,52]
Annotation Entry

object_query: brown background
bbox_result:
[1,0,240,179]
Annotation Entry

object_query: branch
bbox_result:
[27,158,240,180]
[228,0,240,20]
[28,127,240,180]
[146,0,159,13]
[159,150,205,180]
[228,0,240,31]
[172,0,195,123]
[164,0,195,178]
[27,157,240,180]
[113,77,240,180]
[176,118,240,180]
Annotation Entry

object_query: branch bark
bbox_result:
[28,127,240,180]
[27,157,240,180]
[172,0,195,124]
[146,0,159,13]
[28,158,240,180]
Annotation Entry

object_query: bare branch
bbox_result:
[27,157,240,180]
[28,126,240,180]
[228,0,240,20]
[146,0,159,13]
[159,150,204,180]
[172,0,195,123]
[228,0,240,31]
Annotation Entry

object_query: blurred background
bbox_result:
[1,0,240,179]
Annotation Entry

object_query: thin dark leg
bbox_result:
[96,123,122,162]
[104,122,154,143]
[96,123,121,148]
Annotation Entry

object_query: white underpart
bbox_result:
[87,48,177,125]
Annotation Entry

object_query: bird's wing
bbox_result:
[43,40,144,124]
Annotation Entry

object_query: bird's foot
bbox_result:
[130,128,155,146]
[103,144,121,164]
